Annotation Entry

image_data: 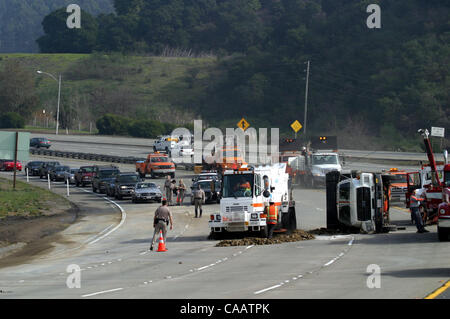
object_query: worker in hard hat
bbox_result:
[410,189,429,233]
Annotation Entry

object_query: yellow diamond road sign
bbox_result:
[291,120,302,133]
[237,118,250,131]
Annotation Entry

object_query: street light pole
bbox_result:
[37,70,61,135]
[304,60,310,135]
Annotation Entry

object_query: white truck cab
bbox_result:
[310,152,342,187]
[209,163,296,238]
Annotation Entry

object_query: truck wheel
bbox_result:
[260,226,268,238]
[153,146,157,152]
[150,171,155,179]
[139,172,146,179]
[116,193,122,200]
[438,227,449,242]
[170,172,175,179]
[209,230,221,240]
[93,185,97,193]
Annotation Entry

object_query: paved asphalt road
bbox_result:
[0,151,449,299]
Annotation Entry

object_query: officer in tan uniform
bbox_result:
[150,199,174,250]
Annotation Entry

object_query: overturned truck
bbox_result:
[326,170,396,233]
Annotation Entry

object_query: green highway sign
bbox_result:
[0,131,30,161]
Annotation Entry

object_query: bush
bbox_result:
[96,114,131,135]
[96,114,185,138]
[0,112,25,129]
[128,119,164,138]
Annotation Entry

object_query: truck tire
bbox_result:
[153,146,157,152]
[326,171,341,230]
[438,227,449,242]
[139,171,146,179]
[116,193,122,200]
[150,170,155,179]
[209,230,221,240]
[170,172,175,179]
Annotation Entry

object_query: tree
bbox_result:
[37,8,98,53]
[0,112,25,129]
[0,60,39,119]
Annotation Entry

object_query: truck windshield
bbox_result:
[312,155,338,165]
[223,174,253,198]
[99,170,118,178]
[389,174,407,183]
[137,183,157,189]
[445,172,450,187]
[151,157,168,162]
[119,175,138,183]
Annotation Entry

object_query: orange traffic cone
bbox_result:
[157,230,167,252]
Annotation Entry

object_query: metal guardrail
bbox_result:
[29,148,196,170]
[30,148,147,164]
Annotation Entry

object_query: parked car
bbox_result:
[0,159,22,171]
[190,179,221,204]
[108,172,140,200]
[92,165,120,193]
[30,137,51,149]
[75,166,95,187]
[39,161,60,179]
[25,161,45,176]
[132,182,162,203]
[64,168,78,184]
[49,165,70,181]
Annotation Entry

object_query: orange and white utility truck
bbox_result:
[208,163,297,238]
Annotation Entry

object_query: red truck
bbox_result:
[406,129,450,241]
[136,153,175,179]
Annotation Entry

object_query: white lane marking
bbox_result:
[82,224,115,244]
[254,284,282,295]
[315,208,324,211]
[324,259,336,267]
[246,245,254,250]
[87,197,126,245]
[82,287,123,298]
[253,237,355,295]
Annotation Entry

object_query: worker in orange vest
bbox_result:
[265,201,278,238]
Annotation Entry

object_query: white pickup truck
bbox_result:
[153,135,192,155]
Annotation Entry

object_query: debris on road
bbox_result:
[215,230,315,247]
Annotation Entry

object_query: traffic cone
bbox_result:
[157,230,167,252]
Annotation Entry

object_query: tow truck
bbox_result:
[406,129,449,240]
[406,129,446,225]
[208,163,297,238]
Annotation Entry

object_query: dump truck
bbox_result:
[326,170,394,233]
[279,136,342,188]
[208,163,297,238]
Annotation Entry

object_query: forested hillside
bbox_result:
[0,0,113,53]
[1,0,449,150]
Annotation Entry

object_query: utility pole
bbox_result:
[304,60,310,135]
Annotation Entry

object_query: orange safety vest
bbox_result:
[267,205,278,225]
[240,182,251,189]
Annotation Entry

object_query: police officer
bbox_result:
[150,199,174,251]
[177,179,186,205]
[410,189,429,233]
[193,185,205,218]
[164,175,173,205]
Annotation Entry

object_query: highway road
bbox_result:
[0,151,449,299]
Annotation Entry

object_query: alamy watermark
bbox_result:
[66,4,81,29]
[66,264,81,289]
[170,120,279,166]
[367,4,381,29]
[366,264,381,289]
